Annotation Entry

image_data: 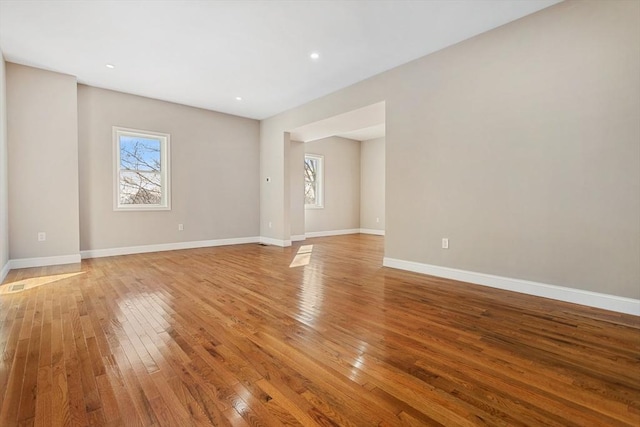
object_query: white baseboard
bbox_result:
[10,254,82,270]
[305,229,360,238]
[291,234,306,242]
[259,237,292,247]
[359,228,385,236]
[81,237,260,259]
[0,261,10,283]
[304,229,385,238]
[383,257,639,316]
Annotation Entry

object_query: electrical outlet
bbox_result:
[178,224,184,231]
[38,232,46,242]
[442,238,449,249]
[268,221,272,229]
[376,217,380,223]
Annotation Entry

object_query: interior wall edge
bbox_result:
[0,261,9,283]
[360,229,385,236]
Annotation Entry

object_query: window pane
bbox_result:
[120,136,161,172]
[119,171,161,205]
[304,158,317,205]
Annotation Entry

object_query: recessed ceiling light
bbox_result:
[235,96,243,101]
[310,52,320,60]
[105,64,115,69]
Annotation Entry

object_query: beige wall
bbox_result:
[77,85,259,251]
[360,137,385,231]
[0,54,8,274]
[6,63,80,260]
[260,1,640,299]
[304,136,361,233]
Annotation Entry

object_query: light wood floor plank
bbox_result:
[0,234,638,426]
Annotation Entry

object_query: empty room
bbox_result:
[0,0,638,426]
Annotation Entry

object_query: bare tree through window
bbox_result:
[119,136,162,204]
[304,157,317,205]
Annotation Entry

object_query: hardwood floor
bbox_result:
[0,234,638,426]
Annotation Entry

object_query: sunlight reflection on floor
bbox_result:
[0,272,85,295]
[289,244,314,268]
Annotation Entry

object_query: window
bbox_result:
[113,127,171,210]
[304,154,323,208]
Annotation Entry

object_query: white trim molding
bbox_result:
[81,237,261,259]
[305,229,360,238]
[10,254,82,270]
[383,257,640,316]
[259,237,292,247]
[360,228,385,236]
[291,234,306,242]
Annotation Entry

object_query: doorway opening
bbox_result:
[288,101,386,243]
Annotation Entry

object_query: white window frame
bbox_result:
[304,154,324,209]
[113,126,171,211]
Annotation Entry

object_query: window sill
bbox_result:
[114,205,171,212]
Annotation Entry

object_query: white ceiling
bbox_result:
[0,0,561,120]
